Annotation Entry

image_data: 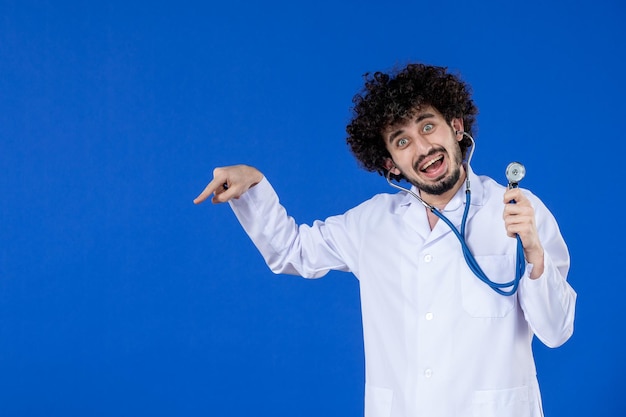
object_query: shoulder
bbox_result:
[476,174,506,193]
[352,191,406,212]
[475,173,553,218]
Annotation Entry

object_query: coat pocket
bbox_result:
[472,386,531,417]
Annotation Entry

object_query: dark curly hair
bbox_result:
[346,63,478,181]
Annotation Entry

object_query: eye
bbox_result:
[397,138,409,147]
[422,123,434,133]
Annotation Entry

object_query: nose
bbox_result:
[412,132,435,155]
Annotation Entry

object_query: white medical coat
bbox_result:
[229,170,576,417]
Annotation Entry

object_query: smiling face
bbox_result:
[383,105,466,206]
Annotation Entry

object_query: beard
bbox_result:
[402,145,464,196]
[408,165,461,195]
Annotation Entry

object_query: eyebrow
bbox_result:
[387,112,436,143]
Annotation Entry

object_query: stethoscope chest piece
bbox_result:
[505,162,526,188]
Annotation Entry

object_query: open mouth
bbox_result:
[420,155,444,174]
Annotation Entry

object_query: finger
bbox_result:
[503,203,525,219]
[193,177,226,204]
[503,188,520,204]
[193,186,213,204]
[213,181,251,203]
[505,188,530,205]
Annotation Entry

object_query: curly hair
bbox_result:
[346,63,479,181]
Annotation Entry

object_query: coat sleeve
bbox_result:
[517,194,577,348]
[228,177,357,278]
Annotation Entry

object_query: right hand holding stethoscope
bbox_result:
[502,187,544,279]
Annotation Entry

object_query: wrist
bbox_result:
[526,247,545,279]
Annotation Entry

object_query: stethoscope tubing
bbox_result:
[385,131,524,296]
[432,191,524,296]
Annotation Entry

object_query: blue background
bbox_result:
[1,0,624,415]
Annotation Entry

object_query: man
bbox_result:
[194,63,576,417]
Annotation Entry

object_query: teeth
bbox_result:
[422,155,443,170]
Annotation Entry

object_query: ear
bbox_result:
[451,118,465,141]
[384,158,401,175]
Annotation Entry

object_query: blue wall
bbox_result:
[1,0,624,415]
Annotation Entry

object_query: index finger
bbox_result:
[193,177,226,204]
[504,187,530,205]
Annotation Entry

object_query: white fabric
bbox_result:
[229,170,576,417]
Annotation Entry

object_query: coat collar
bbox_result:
[394,167,485,242]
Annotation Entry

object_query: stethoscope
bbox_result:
[385,131,526,296]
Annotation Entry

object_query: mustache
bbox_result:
[413,147,447,171]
